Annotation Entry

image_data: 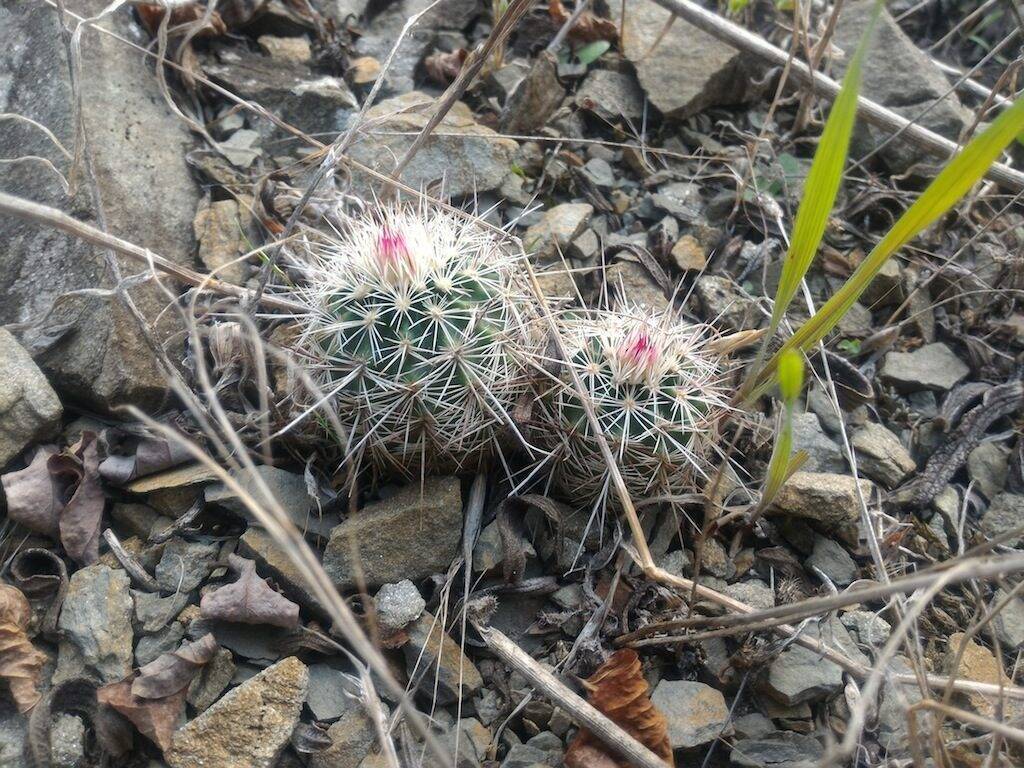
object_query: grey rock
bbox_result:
[841,610,892,647]
[306,663,357,722]
[193,198,252,285]
[732,712,774,740]
[605,261,669,312]
[166,657,308,768]
[851,423,916,489]
[238,527,326,613]
[769,472,875,546]
[524,203,594,261]
[56,565,134,685]
[765,619,865,705]
[403,610,483,705]
[968,442,1008,499]
[698,537,735,580]
[206,465,333,537]
[0,329,62,467]
[51,713,86,768]
[202,47,356,137]
[353,0,477,95]
[309,707,376,768]
[981,493,1024,546]
[133,590,190,634]
[576,69,645,122]
[136,622,186,667]
[110,503,168,541]
[500,744,550,768]
[582,158,615,189]
[696,275,757,332]
[990,588,1024,650]
[730,732,824,767]
[219,129,261,168]
[473,519,536,573]
[877,656,924,756]
[833,0,969,174]
[836,302,873,337]
[881,343,970,392]
[651,679,731,748]
[610,2,763,119]
[791,412,845,474]
[656,549,693,579]
[374,580,426,631]
[0,699,28,766]
[860,259,904,308]
[190,619,289,663]
[187,647,236,712]
[155,538,220,593]
[0,2,199,412]
[346,92,517,197]
[324,476,463,589]
[806,535,857,587]
[500,54,565,134]
[724,579,775,610]
[650,182,704,223]
[806,387,843,434]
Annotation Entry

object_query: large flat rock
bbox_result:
[0,3,198,412]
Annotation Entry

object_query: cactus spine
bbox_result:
[290,204,532,476]
[534,307,731,504]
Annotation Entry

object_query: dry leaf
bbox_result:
[1,446,63,537]
[60,432,105,566]
[99,433,192,486]
[424,48,468,86]
[136,3,228,36]
[565,649,674,768]
[200,555,300,629]
[548,0,618,44]
[0,584,47,712]
[132,633,219,699]
[98,679,186,751]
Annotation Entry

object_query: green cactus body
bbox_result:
[537,308,730,504]
[292,205,532,476]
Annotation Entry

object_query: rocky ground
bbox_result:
[1,1,1024,767]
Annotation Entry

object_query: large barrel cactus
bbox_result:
[289,204,533,476]
[534,307,731,504]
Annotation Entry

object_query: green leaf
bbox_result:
[575,40,611,66]
[752,93,1024,397]
[767,0,882,336]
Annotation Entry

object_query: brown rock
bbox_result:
[166,656,308,768]
[770,472,875,546]
[403,610,483,705]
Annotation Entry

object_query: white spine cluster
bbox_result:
[288,204,533,476]
[533,307,732,504]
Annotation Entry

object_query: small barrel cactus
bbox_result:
[533,307,731,504]
[289,203,534,476]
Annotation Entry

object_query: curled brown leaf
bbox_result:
[1,446,63,537]
[424,48,468,86]
[200,554,300,629]
[60,432,105,566]
[132,633,220,700]
[548,0,618,44]
[565,649,674,768]
[136,3,228,36]
[99,432,192,486]
[0,584,47,712]
[98,679,186,752]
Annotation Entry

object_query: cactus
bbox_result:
[289,203,533,476]
[534,307,731,504]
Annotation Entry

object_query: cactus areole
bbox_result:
[537,308,731,504]
[292,205,531,476]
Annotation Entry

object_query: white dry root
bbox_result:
[533,307,733,505]
[286,202,535,476]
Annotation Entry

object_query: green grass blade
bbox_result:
[751,94,1024,396]
[759,351,805,507]
[768,0,881,335]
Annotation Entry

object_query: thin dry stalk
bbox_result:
[648,0,1024,191]
[473,623,669,768]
